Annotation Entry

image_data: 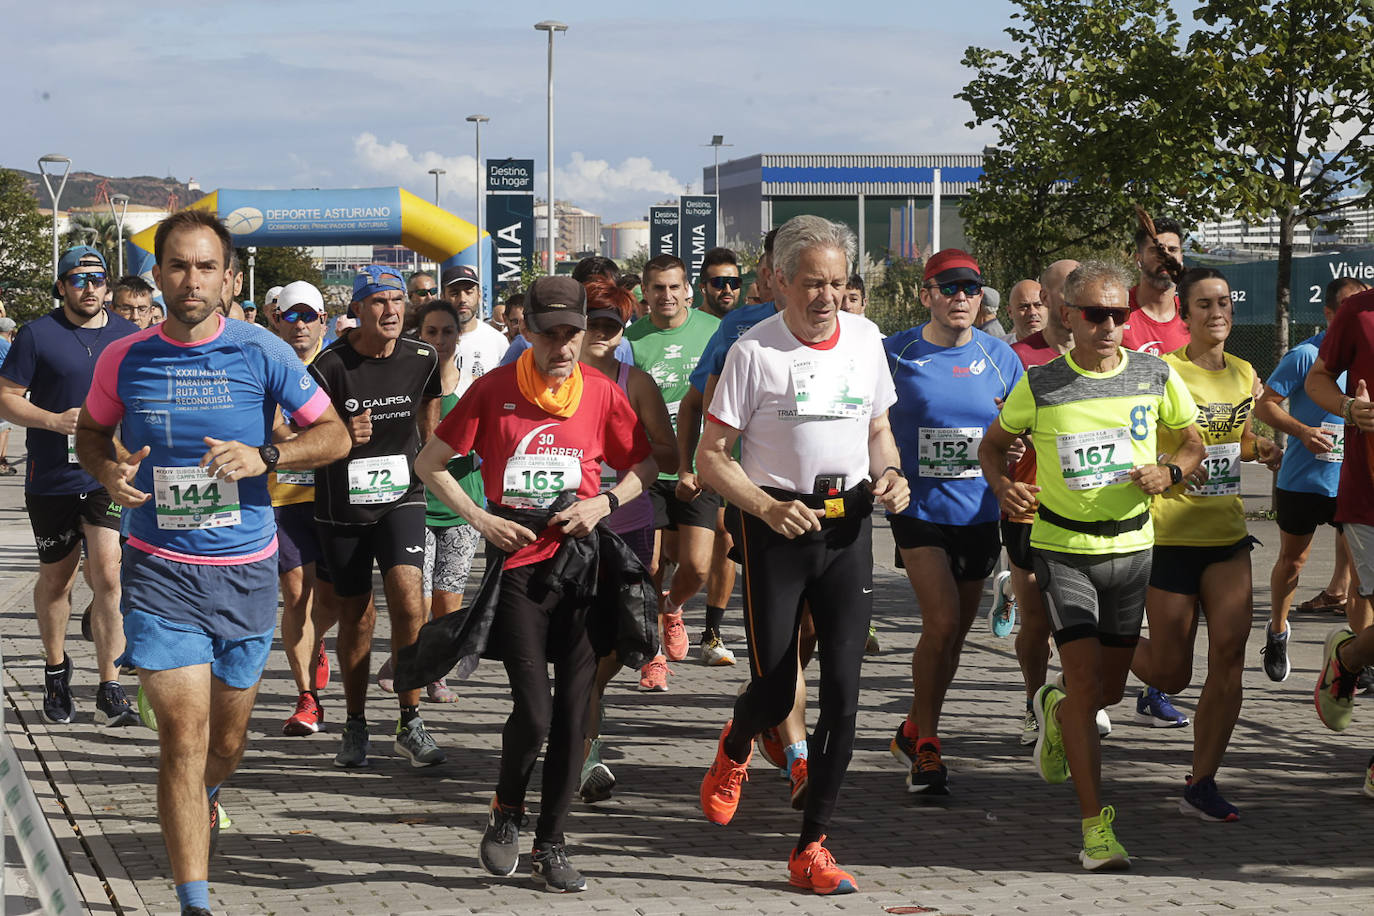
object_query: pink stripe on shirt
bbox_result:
[126,534,279,567]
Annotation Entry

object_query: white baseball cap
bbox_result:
[277,281,325,315]
[265,285,285,307]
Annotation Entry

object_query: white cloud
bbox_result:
[553,153,687,203]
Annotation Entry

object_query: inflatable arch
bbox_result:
[124,187,493,310]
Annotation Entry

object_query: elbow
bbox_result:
[656,448,679,477]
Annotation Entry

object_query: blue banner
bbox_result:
[650,206,679,259]
[217,188,403,245]
[487,193,535,284]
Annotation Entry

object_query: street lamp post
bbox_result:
[703,135,733,242]
[466,114,489,311]
[534,20,568,274]
[428,167,445,207]
[247,246,257,303]
[109,193,130,276]
[37,154,72,286]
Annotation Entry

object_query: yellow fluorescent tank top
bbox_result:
[1151,347,1254,546]
[269,339,325,508]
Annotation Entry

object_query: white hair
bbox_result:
[772,215,856,283]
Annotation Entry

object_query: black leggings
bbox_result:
[723,508,873,830]
[491,562,597,846]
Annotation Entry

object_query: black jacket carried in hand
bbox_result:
[395,494,660,690]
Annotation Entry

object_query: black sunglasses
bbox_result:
[1075,306,1131,325]
[707,276,742,291]
[926,280,983,298]
[411,287,437,299]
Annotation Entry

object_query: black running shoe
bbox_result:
[531,842,586,892]
[182,908,213,916]
[907,743,949,795]
[42,655,74,724]
[480,796,526,877]
[95,682,139,727]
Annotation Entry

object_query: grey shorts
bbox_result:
[423,524,480,598]
[1343,523,1374,598]
[1031,547,1151,648]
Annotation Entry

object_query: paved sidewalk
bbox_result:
[3,465,1374,915]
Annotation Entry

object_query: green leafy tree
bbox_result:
[235,246,324,303]
[865,257,928,336]
[62,212,120,271]
[0,168,56,322]
[958,0,1211,286]
[1189,0,1374,362]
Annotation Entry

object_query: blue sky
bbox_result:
[5,0,1125,223]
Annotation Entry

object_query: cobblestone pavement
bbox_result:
[4,466,1374,915]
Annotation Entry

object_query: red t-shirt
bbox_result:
[1318,288,1374,526]
[1004,331,1064,522]
[1121,286,1189,355]
[435,363,652,568]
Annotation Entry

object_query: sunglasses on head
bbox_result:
[66,271,107,289]
[279,309,322,324]
[1078,306,1131,325]
[707,276,742,291]
[927,280,983,298]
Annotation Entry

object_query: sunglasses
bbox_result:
[1077,306,1131,325]
[707,276,742,291]
[411,287,437,299]
[279,309,322,324]
[927,280,983,298]
[66,271,107,289]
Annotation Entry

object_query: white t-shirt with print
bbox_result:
[455,321,510,398]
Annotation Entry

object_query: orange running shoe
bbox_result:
[700,721,751,825]
[757,727,787,772]
[662,610,689,661]
[788,835,857,895]
[789,757,809,810]
[313,640,330,691]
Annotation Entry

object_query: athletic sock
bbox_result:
[797,818,825,852]
[45,657,69,676]
[916,736,941,754]
[1082,812,1103,834]
[900,719,920,741]
[399,704,420,726]
[175,880,210,911]
[346,712,366,728]
[784,740,808,770]
[206,784,220,802]
[704,605,726,634]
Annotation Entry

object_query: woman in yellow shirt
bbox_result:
[1128,267,1281,822]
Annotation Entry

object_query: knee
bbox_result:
[207,728,246,763]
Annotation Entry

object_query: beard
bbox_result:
[167,292,221,328]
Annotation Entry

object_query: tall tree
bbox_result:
[235,246,324,303]
[0,168,56,322]
[1189,0,1374,362]
[63,212,120,271]
[957,0,1211,288]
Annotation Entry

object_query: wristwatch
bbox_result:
[259,444,281,472]
[1164,463,1182,485]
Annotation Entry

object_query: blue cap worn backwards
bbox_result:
[352,265,407,303]
[58,245,107,278]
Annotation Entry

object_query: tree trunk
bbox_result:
[1275,208,1295,366]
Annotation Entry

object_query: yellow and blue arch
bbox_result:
[125,187,492,308]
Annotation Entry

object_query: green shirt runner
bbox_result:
[625,307,720,481]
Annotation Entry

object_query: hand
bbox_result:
[104,445,151,508]
[762,499,823,539]
[1350,379,1374,433]
[871,470,910,515]
[675,471,702,502]
[1006,437,1028,465]
[1299,425,1335,456]
[551,494,613,538]
[50,407,81,436]
[995,480,1040,517]
[1130,464,1174,495]
[200,437,266,481]
[1255,437,1283,471]
[476,514,538,553]
[347,408,372,446]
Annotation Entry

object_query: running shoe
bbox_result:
[1364,755,1374,799]
[789,757,809,810]
[426,679,459,703]
[864,626,881,655]
[1315,627,1359,731]
[907,743,949,795]
[376,656,396,693]
[788,835,857,895]
[480,795,526,877]
[531,842,586,892]
[1135,687,1189,727]
[42,655,74,724]
[989,570,1016,637]
[1080,806,1130,871]
[95,681,139,727]
[283,692,323,736]
[80,605,93,641]
[137,685,158,731]
[1032,684,1069,784]
[1096,708,1113,738]
[1360,667,1374,696]
[890,722,919,768]
[700,721,751,826]
[313,640,330,691]
[638,655,671,691]
[0,458,16,476]
[662,610,689,661]
[579,737,616,804]
[1179,774,1239,822]
[1297,588,1345,613]
[699,632,736,666]
[757,727,787,773]
[209,795,222,858]
[395,716,445,767]
[333,718,370,768]
[182,908,212,916]
[1019,707,1039,747]
[1262,624,1291,683]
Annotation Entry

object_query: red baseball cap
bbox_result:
[923,248,982,285]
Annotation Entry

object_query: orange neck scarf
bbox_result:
[515,348,583,418]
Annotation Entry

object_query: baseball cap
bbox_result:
[352,265,406,303]
[53,245,108,296]
[265,285,284,307]
[524,276,587,333]
[441,264,479,289]
[923,249,982,285]
[982,287,1001,309]
[278,281,325,315]
[0,317,16,333]
[586,306,625,327]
